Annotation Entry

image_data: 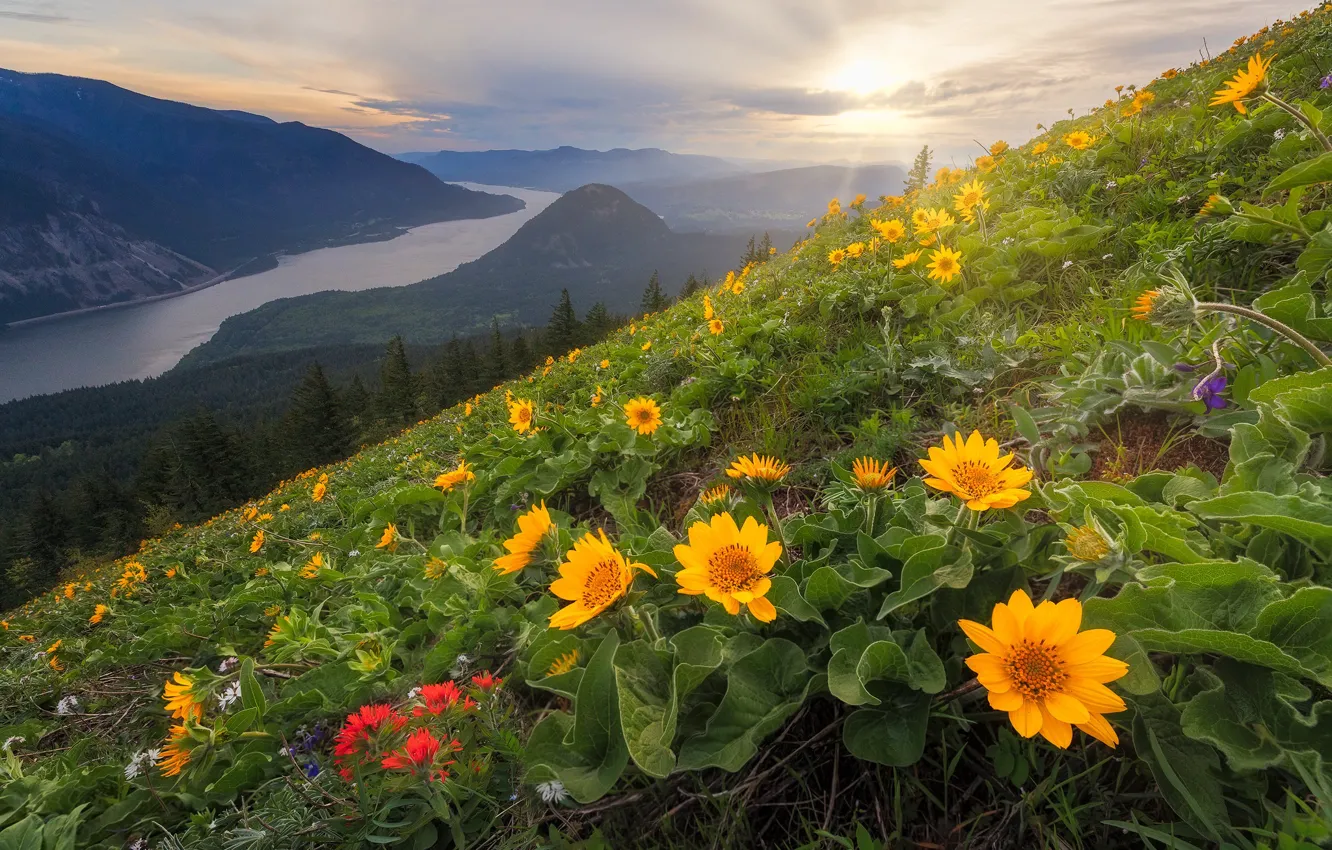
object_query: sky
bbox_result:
[0,0,1304,165]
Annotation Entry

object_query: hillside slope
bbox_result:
[0,69,523,323]
[177,184,774,365]
[5,7,1332,849]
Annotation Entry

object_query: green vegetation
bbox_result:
[7,7,1332,848]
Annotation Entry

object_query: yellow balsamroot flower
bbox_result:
[494,502,553,574]
[990,140,1009,156]
[424,558,448,579]
[1131,289,1160,321]
[599,359,610,370]
[926,247,964,284]
[845,242,865,259]
[549,530,656,630]
[1065,525,1111,561]
[624,397,663,436]
[464,402,473,416]
[872,218,906,242]
[163,671,204,722]
[641,341,652,352]
[1031,141,1049,155]
[726,453,791,484]
[806,218,817,228]
[591,386,603,407]
[509,398,536,433]
[1211,52,1274,114]
[851,457,897,491]
[828,248,847,266]
[852,193,867,206]
[89,604,109,624]
[919,430,1033,511]
[673,512,782,622]
[700,484,733,506]
[827,198,841,217]
[1063,130,1095,151]
[377,523,399,552]
[959,589,1128,748]
[953,180,986,214]
[547,649,581,677]
[709,319,724,335]
[250,530,264,554]
[703,294,714,320]
[46,639,61,654]
[974,155,996,173]
[434,460,476,491]
[158,724,193,776]
[300,552,324,579]
[893,250,923,269]
[49,655,63,672]
[312,482,326,502]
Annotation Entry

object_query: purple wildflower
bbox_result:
[1193,373,1228,410]
[304,762,321,779]
[1173,362,1198,373]
[1321,74,1332,90]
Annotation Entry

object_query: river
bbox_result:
[0,184,559,404]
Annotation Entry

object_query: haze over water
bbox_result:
[0,185,558,404]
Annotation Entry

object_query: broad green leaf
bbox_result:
[1297,227,1332,283]
[1131,693,1231,841]
[205,752,273,800]
[612,640,676,778]
[1192,492,1332,557]
[677,638,813,771]
[841,685,930,767]
[0,815,42,850]
[1252,586,1332,685]
[1266,151,1332,193]
[525,632,628,802]
[38,804,86,850]
[828,624,944,706]
[766,575,825,625]
[876,535,972,619]
[238,658,267,718]
[1085,559,1280,634]
[804,560,892,612]
[525,632,587,699]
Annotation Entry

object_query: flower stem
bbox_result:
[627,604,661,643]
[1261,92,1332,152]
[1194,301,1332,367]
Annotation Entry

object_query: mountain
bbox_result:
[398,146,743,193]
[177,185,783,365]
[620,163,908,233]
[0,69,524,324]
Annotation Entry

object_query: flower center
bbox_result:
[952,460,1001,498]
[707,544,761,593]
[638,410,653,423]
[581,560,623,609]
[1004,640,1066,700]
[518,408,531,423]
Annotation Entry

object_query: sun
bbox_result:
[821,57,899,97]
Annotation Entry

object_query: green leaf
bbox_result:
[612,640,676,778]
[827,623,944,706]
[238,658,267,719]
[677,638,813,771]
[766,575,826,624]
[39,804,86,850]
[1252,586,1332,686]
[876,535,972,619]
[1131,693,1231,841]
[225,707,259,734]
[1266,151,1332,193]
[1009,404,1041,445]
[841,685,931,767]
[205,752,273,801]
[0,815,42,850]
[1192,492,1332,557]
[525,633,629,803]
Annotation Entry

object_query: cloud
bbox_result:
[0,0,1301,161]
[0,7,70,23]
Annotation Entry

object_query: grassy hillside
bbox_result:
[6,6,1332,848]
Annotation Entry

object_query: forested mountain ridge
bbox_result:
[177,184,785,365]
[0,68,524,323]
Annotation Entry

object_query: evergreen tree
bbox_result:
[18,491,66,581]
[457,340,483,394]
[510,333,534,372]
[343,374,372,432]
[546,289,581,355]
[486,318,509,385]
[285,363,352,469]
[905,144,933,195]
[427,339,461,409]
[378,336,417,424]
[738,234,774,268]
[679,273,702,298]
[583,302,615,342]
[640,271,670,314]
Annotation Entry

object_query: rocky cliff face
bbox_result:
[0,209,216,323]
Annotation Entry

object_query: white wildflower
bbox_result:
[1102,253,1113,260]
[56,695,79,715]
[406,687,421,700]
[1105,180,1117,189]
[1274,128,1286,140]
[3,736,24,750]
[348,549,361,557]
[217,657,239,674]
[1062,260,1073,269]
[536,780,569,804]
[216,682,241,712]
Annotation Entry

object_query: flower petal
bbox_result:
[1009,700,1043,738]
[988,687,1024,711]
[1042,690,1091,724]
[1064,655,1129,683]
[1059,629,1117,664]
[959,619,1009,655]
[1076,712,1120,747]
[1062,677,1127,714]
[747,596,777,623]
[1037,705,1072,749]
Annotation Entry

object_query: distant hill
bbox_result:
[178,185,787,365]
[398,146,743,193]
[0,69,524,324]
[620,164,908,233]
